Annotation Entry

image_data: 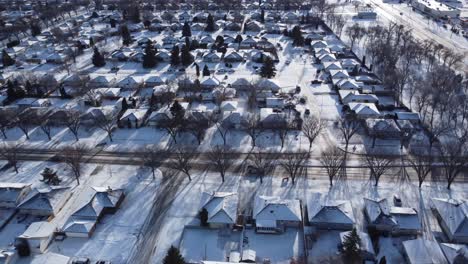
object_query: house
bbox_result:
[440,243,468,264]
[282,11,299,23]
[240,36,257,49]
[200,76,221,89]
[203,51,221,62]
[117,76,140,89]
[348,103,380,118]
[156,51,171,62]
[119,108,149,128]
[366,119,401,139]
[306,32,323,41]
[311,40,328,49]
[191,23,205,32]
[200,192,238,229]
[16,221,56,253]
[314,47,331,56]
[431,198,468,243]
[402,238,448,264]
[16,98,50,109]
[253,196,302,233]
[145,76,165,87]
[17,187,71,217]
[225,22,241,31]
[323,61,343,72]
[64,187,124,238]
[0,182,31,208]
[335,79,362,90]
[317,53,337,63]
[179,11,192,23]
[389,207,422,235]
[63,74,88,87]
[329,69,349,80]
[147,102,189,127]
[266,97,285,108]
[223,51,243,62]
[231,78,251,90]
[339,231,375,261]
[339,90,378,104]
[307,194,355,230]
[81,106,120,126]
[95,88,121,99]
[221,111,246,129]
[341,58,361,72]
[162,36,178,47]
[89,75,115,88]
[245,21,262,32]
[257,78,281,92]
[259,108,287,129]
[200,35,215,45]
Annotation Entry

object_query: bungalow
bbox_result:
[225,22,241,31]
[245,21,262,32]
[335,79,362,90]
[145,76,165,87]
[162,36,178,47]
[431,198,468,243]
[191,23,205,32]
[231,78,251,90]
[307,193,355,230]
[257,78,281,93]
[46,52,67,64]
[200,192,238,229]
[282,11,299,23]
[317,53,337,63]
[364,198,421,235]
[179,11,192,23]
[311,40,328,49]
[224,51,243,62]
[0,182,31,208]
[253,196,302,233]
[117,76,140,89]
[329,69,349,80]
[240,36,257,49]
[323,61,343,72]
[147,102,189,127]
[339,231,375,261]
[221,111,246,129]
[339,90,378,104]
[63,74,88,87]
[201,76,221,89]
[259,108,287,129]
[200,35,215,45]
[265,23,281,34]
[129,52,144,63]
[402,238,448,264]
[203,51,221,63]
[348,102,380,118]
[17,187,71,217]
[156,51,171,62]
[16,221,56,253]
[341,58,361,72]
[89,75,115,88]
[64,186,124,238]
[119,108,149,128]
[306,32,324,41]
[440,243,468,264]
[314,47,331,56]
[366,119,401,139]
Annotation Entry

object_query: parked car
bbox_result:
[71,258,90,264]
[285,60,291,65]
[305,109,310,116]
[217,68,227,74]
[311,79,322,84]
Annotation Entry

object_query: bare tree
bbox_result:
[302,116,325,152]
[0,142,22,173]
[15,109,34,140]
[37,110,53,141]
[215,122,230,146]
[161,118,180,144]
[167,146,197,181]
[440,139,468,190]
[319,146,345,186]
[141,145,167,180]
[338,117,361,152]
[207,145,234,182]
[279,152,308,185]
[276,124,290,150]
[245,114,263,149]
[248,150,278,183]
[187,116,209,145]
[93,114,115,142]
[0,109,14,139]
[60,144,88,185]
[365,151,394,186]
[65,110,81,141]
[345,23,366,51]
[407,146,432,188]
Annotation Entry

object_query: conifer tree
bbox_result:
[163,246,185,264]
[180,45,192,66]
[92,47,106,67]
[342,228,362,264]
[143,40,157,68]
[2,50,15,67]
[260,57,276,78]
[182,22,192,37]
[205,13,215,32]
[120,25,133,46]
[170,45,180,65]
[202,65,210,76]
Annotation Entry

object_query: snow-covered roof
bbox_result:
[364,198,395,226]
[402,239,448,264]
[307,194,355,226]
[220,100,238,112]
[201,192,238,224]
[63,219,96,234]
[120,109,148,121]
[201,77,220,87]
[17,187,70,215]
[257,78,280,91]
[431,198,468,238]
[19,221,55,239]
[253,196,301,223]
[349,102,380,117]
[0,183,30,207]
[72,187,124,219]
[440,243,468,264]
[231,78,251,87]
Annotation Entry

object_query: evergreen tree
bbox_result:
[163,246,185,264]
[143,20,151,29]
[260,9,265,23]
[30,22,41,37]
[2,49,15,67]
[291,25,304,46]
[110,18,116,28]
[122,98,129,111]
[120,25,133,46]
[195,63,200,77]
[215,35,224,47]
[143,40,157,68]
[89,37,94,47]
[379,256,387,264]
[182,22,192,37]
[342,228,362,264]
[260,57,276,78]
[205,13,215,32]
[200,208,209,226]
[170,101,185,121]
[180,45,192,66]
[92,47,106,67]
[202,65,210,76]
[170,45,180,65]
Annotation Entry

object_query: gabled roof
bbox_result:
[440,243,468,264]
[349,102,380,116]
[231,78,251,87]
[72,187,124,220]
[19,221,55,239]
[201,192,238,224]
[432,198,468,238]
[364,198,395,225]
[402,239,448,264]
[0,183,30,206]
[120,109,148,121]
[63,219,96,234]
[307,193,355,225]
[201,77,220,87]
[253,196,301,222]
[18,187,70,215]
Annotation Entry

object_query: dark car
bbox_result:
[311,79,322,84]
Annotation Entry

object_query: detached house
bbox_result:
[203,51,221,62]
[253,196,302,234]
[0,182,31,209]
[307,194,355,230]
[200,192,238,229]
[119,108,149,128]
[16,221,56,253]
[402,238,448,264]
[431,198,468,243]
[17,187,71,217]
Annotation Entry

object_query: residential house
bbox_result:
[203,51,221,62]
[259,108,287,129]
[366,119,402,139]
[440,243,468,264]
[201,76,221,89]
[16,221,56,253]
[335,79,362,90]
[253,196,302,233]
[156,51,171,62]
[307,194,355,230]
[223,51,243,62]
[317,53,337,63]
[200,192,238,229]
[89,75,115,88]
[179,11,192,23]
[323,61,343,72]
[402,238,448,264]
[0,183,31,209]
[431,198,468,243]
[341,58,361,72]
[231,78,251,90]
[145,76,165,87]
[348,102,380,118]
[17,187,71,217]
[245,21,262,32]
[147,102,189,127]
[62,74,89,87]
[200,35,215,45]
[329,69,349,80]
[117,76,140,89]
[257,78,281,93]
[311,40,328,49]
[266,97,285,109]
[339,90,378,104]
[240,36,257,49]
[16,98,50,109]
[119,108,149,128]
